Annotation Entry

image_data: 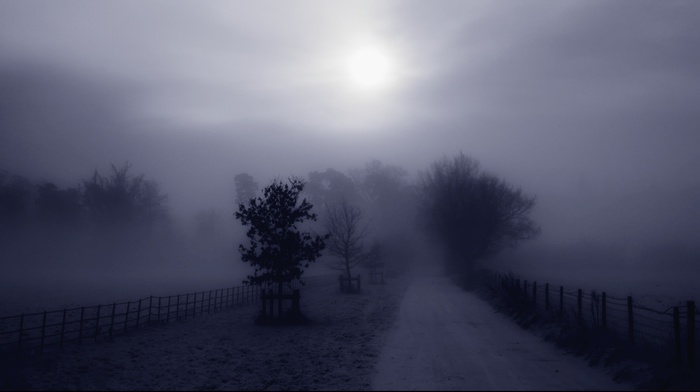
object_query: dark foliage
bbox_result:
[419,153,540,278]
[234,178,328,318]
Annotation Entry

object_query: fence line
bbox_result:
[492,272,697,369]
[0,274,336,357]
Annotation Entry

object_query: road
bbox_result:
[371,272,632,391]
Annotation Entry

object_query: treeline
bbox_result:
[2,152,541,286]
[233,159,419,278]
[0,162,168,234]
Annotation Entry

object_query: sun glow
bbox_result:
[345,46,394,91]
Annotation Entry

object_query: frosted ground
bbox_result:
[2,266,644,391]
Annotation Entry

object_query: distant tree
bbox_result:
[305,168,360,209]
[350,159,408,207]
[234,173,258,206]
[418,153,540,282]
[193,209,224,242]
[0,170,33,226]
[234,177,327,319]
[362,240,384,270]
[81,162,168,228]
[323,198,370,281]
[35,182,82,225]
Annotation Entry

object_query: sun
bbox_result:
[345,47,394,91]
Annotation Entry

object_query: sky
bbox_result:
[2,0,700,249]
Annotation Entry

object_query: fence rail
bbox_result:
[0,273,336,357]
[492,272,697,369]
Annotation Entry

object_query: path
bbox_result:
[372,272,632,391]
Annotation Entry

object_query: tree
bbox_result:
[305,168,361,209]
[81,162,168,228]
[234,177,327,319]
[419,152,540,281]
[234,173,258,205]
[0,170,33,226]
[35,182,82,225]
[323,198,370,281]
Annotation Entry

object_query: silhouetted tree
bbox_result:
[323,198,369,281]
[419,153,539,281]
[0,170,33,227]
[234,173,258,206]
[35,182,82,225]
[81,162,168,228]
[234,177,327,319]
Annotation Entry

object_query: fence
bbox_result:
[493,272,698,369]
[0,273,336,357]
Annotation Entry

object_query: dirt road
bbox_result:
[371,273,632,391]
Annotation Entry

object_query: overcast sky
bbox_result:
[1,0,699,248]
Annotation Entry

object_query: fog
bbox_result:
[1,1,699,313]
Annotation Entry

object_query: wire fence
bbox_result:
[490,272,697,369]
[0,273,337,357]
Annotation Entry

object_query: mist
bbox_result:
[1,1,699,323]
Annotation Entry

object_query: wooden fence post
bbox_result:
[136,299,142,328]
[292,289,300,313]
[688,301,695,368]
[533,282,537,305]
[628,296,634,345]
[200,291,205,316]
[175,295,180,321]
[577,289,583,324]
[18,314,24,354]
[559,286,564,316]
[602,292,607,332]
[40,311,47,353]
[148,296,153,324]
[208,290,212,313]
[61,308,67,347]
[674,306,681,367]
[109,303,116,339]
[157,297,162,324]
[124,301,131,333]
[94,305,102,341]
[79,307,85,344]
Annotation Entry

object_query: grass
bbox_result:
[470,269,700,391]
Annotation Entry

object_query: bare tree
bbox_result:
[323,198,370,280]
[419,152,540,281]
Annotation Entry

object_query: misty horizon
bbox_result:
[2,0,699,307]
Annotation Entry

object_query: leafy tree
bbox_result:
[234,177,327,318]
[323,198,369,281]
[419,153,540,281]
[234,173,258,206]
